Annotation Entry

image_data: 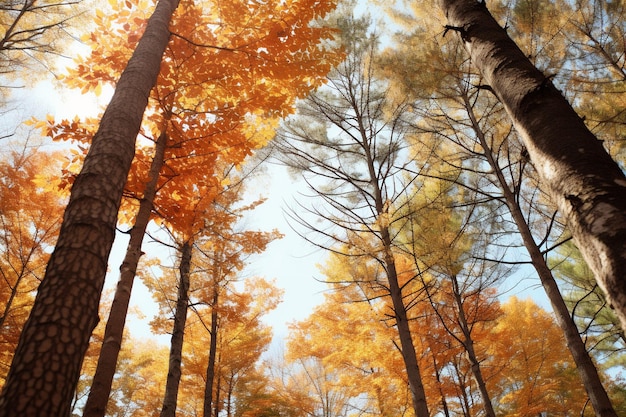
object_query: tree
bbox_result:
[0,0,180,413]
[7,0,339,413]
[438,0,626,335]
[272,13,431,417]
[181,278,281,417]
[0,0,84,101]
[381,3,619,412]
[143,174,282,417]
[0,144,64,382]
[487,297,590,416]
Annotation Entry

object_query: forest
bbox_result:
[0,0,625,416]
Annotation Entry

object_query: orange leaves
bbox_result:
[486,297,589,416]
[51,0,342,242]
[0,147,66,382]
[26,115,96,190]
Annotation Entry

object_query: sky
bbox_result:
[5,0,553,353]
[18,79,332,346]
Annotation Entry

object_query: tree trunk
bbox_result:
[214,364,222,417]
[160,240,192,417]
[430,350,451,417]
[449,274,496,417]
[83,130,168,417]
[357,90,430,417]
[0,0,178,414]
[440,0,626,334]
[462,89,618,416]
[384,241,430,417]
[204,278,220,417]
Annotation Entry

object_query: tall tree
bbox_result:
[16,0,340,413]
[0,0,180,413]
[438,0,626,335]
[272,13,430,416]
[159,239,191,417]
[381,3,620,413]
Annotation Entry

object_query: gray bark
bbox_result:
[440,0,626,345]
[461,87,618,417]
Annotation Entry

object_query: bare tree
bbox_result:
[272,15,431,417]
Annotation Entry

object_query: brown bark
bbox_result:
[160,240,192,417]
[448,275,496,417]
[439,0,626,335]
[362,127,430,417]
[83,131,168,417]
[384,250,430,417]
[0,0,179,415]
[204,277,220,417]
[461,89,617,416]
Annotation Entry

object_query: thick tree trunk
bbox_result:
[203,279,220,417]
[83,131,168,417]
[462,91,618,416]
[160,240,192,417]
[449,275,496,417]
[440,0,626,334]
[0,0,178,415]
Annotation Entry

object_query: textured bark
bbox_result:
[160,241,192,417]
[83,131,168,417]
[0,1,178,415]
[440,0,626,334]
[203,279,220,417]
[462,90,618,416]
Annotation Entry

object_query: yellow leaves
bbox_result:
[94,81,102,97]
[486,297,588,415]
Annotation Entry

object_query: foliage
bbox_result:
[0,144,65,384]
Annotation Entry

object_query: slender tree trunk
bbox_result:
[83,131,168,417]
[462,90,618,416]
[430,350,451,417]
[160,240,192,417]
[214,364,222,417]
[384,241,430,417]
[448,274,496,417]
[0,0,178,414]
[204,278,220,417]
[0,273,24,330]
[439,0,626,334]
[357,96,430,417]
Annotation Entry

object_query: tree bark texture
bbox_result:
[83,131,168,417]
[0,1,179,415]
[160,240,192,417]
[462,91,618,416]
[440,0,626,333]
